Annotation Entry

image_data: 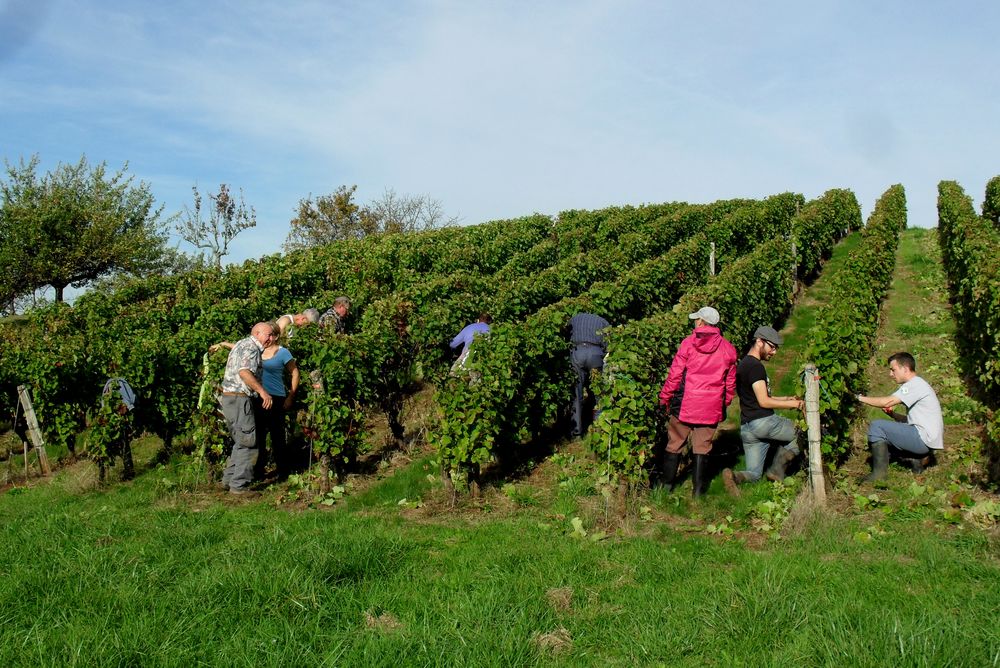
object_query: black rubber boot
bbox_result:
[862,440,890,483]
[901,451,935,473]
[765,447,796,482]
[661,452,681,491]
[649,447,665,488]
[692,454,709,497]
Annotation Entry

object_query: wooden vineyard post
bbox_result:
[792,201,800,295]
[17,385,51,476]
[709,242,716,276]
[791,238,798,296]
[802,365,825,505]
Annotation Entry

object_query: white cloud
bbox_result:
[2,0,999,262]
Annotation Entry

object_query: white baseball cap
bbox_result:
[689,306,720,326]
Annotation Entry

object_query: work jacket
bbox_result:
[658,325,737,425]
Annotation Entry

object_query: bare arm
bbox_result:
[209,341,235,353]
[856,394,902,410]
[752,380,803,411]
[239,369,272,409]
[283,359,300,410]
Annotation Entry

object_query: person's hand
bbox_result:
[882,405,895,416]
[259,391,273,410]
[209,344,220,353]
[797,399,805,412]
[283,395,294,411]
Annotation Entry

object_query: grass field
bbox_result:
[1,229,999,667]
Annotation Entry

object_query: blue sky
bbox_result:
[2,0,998,266]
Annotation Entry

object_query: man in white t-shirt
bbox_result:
[856,352,944,482]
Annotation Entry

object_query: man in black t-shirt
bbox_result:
[722,326,804,496]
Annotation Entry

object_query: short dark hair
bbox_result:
[478,313,492,324]
[887,352,916,371]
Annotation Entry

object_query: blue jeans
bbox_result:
[868,419,930,456]
[739,414,799,481]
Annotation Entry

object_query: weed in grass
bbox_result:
[502,483,540,507]
[744,478,800,537]
[853,524,889,543]
[964,499,1000,528]
[568,515,607,542]
[313,485,346,507]
[706,516,734,536]
[854,491,884,512]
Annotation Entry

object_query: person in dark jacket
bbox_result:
[655,306,738,496]
[568,312,610,438]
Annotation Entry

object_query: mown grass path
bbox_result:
[852,228,987,478]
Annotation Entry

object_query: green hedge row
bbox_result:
[0,212,563,456]
[982,176,1000,226]
[290,200,752,470]
[586,188,861,480]
[798,184,907,462]
[431,193,814,480]
[937,180,1000,400]
[590,236,796,479]
[937,179,1000,485]
[792,189,863,279]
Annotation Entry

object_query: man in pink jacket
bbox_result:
[655,306,738,496]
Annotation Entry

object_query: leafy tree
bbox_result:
[0,155,170,304]
[284,185,371,251]
[284,185,456,251]
[176,183,256,268]
[983,175,1000,225]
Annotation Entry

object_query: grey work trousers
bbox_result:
[220,395,259,491]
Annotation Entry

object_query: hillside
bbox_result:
[1,214,998,665]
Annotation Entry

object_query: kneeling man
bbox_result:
[856,352,943,482]
[723,326,804,495]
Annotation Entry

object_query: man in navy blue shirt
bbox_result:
[568,312,610,438]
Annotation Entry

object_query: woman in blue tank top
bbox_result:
[210,329,300,480]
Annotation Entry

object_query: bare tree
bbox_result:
[176,184,256,268]
[284,185,458,251]
[367,188,459,234]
